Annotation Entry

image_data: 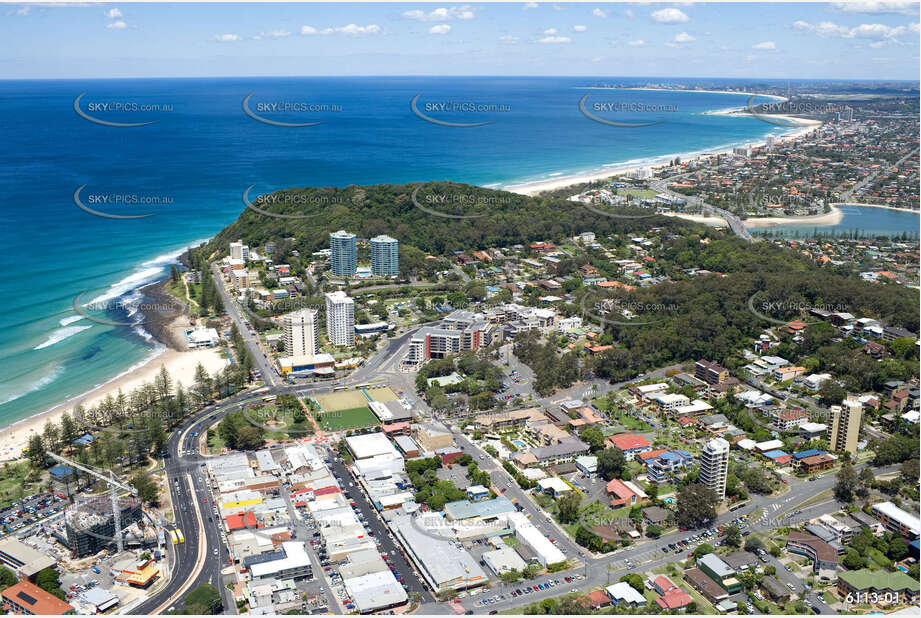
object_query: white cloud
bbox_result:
[539,35,571,43]
[11,5,31,15]
[104,8,122,19]
[254,29,291,39]
[910,22,921,31]
[106,20,126,29]
[831,1,918,15]
[429,24,451,34]
[523,2,539,9]
[499,34,520,43]
[213,33,240,42]
[794,19,907,39]
[651,8,689,23]
[753,41,776,49]
[628,39,645,46]
[403,6,474,22]
[592,8,607,18]
[300,24,382,36]
[592,55,605,62]
[543,27,557,34]
[674,31,695,42]
[625,8,635,19]
[573,24,587,31]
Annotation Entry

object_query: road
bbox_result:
[650,175,754,242]
[211,262,280,387]
[326,455,433,604]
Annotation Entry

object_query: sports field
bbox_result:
[365,386,399,402]
[317,406,378,430]
[314,390,368,412]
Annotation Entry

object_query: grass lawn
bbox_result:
[207,430,226,455]
[822,591,836,605]
[619,189,658,199]
[0,463,37,509]
[318,406,378,430]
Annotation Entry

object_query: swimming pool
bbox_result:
[512,439,527,449]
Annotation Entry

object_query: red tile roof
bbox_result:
[637,449,669,463]
[607,433,651,451]
[2,581,74,615]
[224,511,258,531]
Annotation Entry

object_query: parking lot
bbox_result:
[0,491,66,535]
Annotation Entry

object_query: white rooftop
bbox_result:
[345,432,400,460]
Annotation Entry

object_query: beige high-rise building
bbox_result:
[700,437,730,499]
[827,394,862,455]
[283,308,319,357]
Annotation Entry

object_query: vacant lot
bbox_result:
[318,406,378,430]
[314,390,368,412]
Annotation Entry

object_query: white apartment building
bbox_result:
[700,437,730,499]
[283,308,319,357]
[325,291,355,348]
[230,241,249,261]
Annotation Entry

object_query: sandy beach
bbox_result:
[504,115,820,197]
[2,346,229,461]
[663,213,729,227]
[831,202,920,214]
[742,205,844,228]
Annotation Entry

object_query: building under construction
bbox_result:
[56,496,144,558]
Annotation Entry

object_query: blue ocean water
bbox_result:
[0,76,909,424]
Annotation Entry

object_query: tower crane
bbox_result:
[46,451,139,553]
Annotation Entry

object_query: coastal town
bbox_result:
[1,170,917,618]
[1,7,919,616]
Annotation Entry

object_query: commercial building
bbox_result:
[370,235,399,277]
[391,515,487,592]
[277,353,335,376]
[507,512,565,566]
[700,437,730,499]
[827,394,862,455]
[482,547,528,575]
[343,570,408,613]
[325,291,355,347]
[684,568,729,603]
[871,502,921,539]
[345,433,401,461]
[1,580,75,615]
[697,553,742,593]
[282,308,319,357]
[329,230,357,277]
[0,538,57,579]
[246,542,313,581]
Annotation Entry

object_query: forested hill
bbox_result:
[203,181,713,257]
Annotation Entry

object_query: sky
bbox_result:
[1,2,919,80]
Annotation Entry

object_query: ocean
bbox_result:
[0,76,913,425]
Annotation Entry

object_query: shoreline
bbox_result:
[503,116,820,197]
[831,202,920,214]
[578,86,787,102]
[1,271,230,462]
